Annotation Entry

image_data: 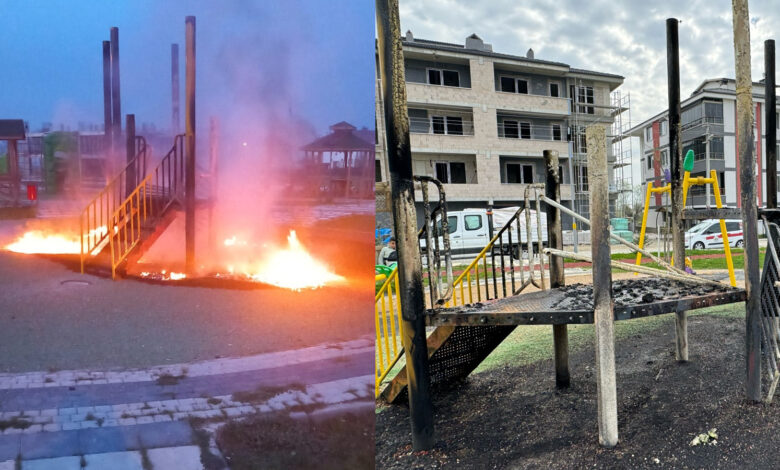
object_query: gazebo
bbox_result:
[301,121,374,198]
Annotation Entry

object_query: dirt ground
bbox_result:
[376,309,780,469]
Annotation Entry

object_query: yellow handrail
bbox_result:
[109,173,153,279]
[375,268,403,397]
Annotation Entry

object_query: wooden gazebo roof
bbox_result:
[301,121,373,152]
[0,120,25,140]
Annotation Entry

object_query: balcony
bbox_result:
[494,91,570,115]
[410,116,474,136]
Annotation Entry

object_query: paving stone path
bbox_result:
[0,336,373,469]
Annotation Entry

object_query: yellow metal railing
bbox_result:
[375,267,403,396]
[80,137,147,273]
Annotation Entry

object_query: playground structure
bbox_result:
[77,17,215,279]
[635,148,737,286]
[0,120,37,208]
[377,0,768,452]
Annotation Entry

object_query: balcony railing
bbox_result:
[497,122,565,141]
[409,116,475,136]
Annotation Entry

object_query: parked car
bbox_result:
[420,208,547,257]
[685,219,743,250]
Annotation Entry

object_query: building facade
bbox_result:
[629,77,780,230]
[375,32,624,229]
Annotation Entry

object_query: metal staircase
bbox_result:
[80,135,187,278]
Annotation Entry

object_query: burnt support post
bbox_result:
[110,27,122,171]
[125,115,135,196]
[545,150,569,388]
[8,140,19,204]
[588,125,618,448]
[172,43,180,136]
[376,0,434,450]
[184,16,196,273]
[667,18,688,362]
[102,41,112,170]
[766,39,777,209]
[733,0,762,401]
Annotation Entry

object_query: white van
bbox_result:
[685,219,743,250]
[423,207,547,256]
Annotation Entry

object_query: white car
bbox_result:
[685,219,743,250]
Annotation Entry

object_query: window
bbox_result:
[464,215,483,231]
[506,163,534,183]
[704,224,721,234]
[499,76,528,94]
[661,150,669,167]
[575,165,589,191]
[434,161,467,184]
[570,85,594,114]
[549,83,560,97]
[559,165,564,183]
[660,120,668,136]
[437,216,458,234]
[646,127,652,141]
[519,122,531,139]
[503,120,519,138]
[552,124,562,141]
[726,221,741,232]
[375,160,382,182]
[427,69,459,87]
[431,116,464,135]
[500,76,516,92]
[442,70,460,87]
[646,155,653,170]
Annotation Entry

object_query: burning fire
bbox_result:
[5,225,115,255]
[6,230,81,254]
[233,230,343,290]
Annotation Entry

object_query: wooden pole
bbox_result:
[766,39,777,209]
[545,149,569,388]
[125,115,135,197]
[172,43,180,137]
[667,18,688,362]
[110,27,121,171]
[588,125,618,448]
[376,0,434,451]
[185,16,196,273]
[732,0,762,401]
[102,40,112,175]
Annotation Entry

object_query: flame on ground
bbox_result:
[242,230,343,290]
[5,226,116,255]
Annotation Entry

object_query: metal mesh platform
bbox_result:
[426,277,746,327]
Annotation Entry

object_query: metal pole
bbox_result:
[544,150,569,388]
[172,43,180,137]
[667,18,688,362]
[733,0,762,401]
[766,39,777,208]
[588,125,618,448]
[110,27,121,171]
[126,114,135,196]
[185,16,196,273]
[102,40,112,174]
[376,0,434,450]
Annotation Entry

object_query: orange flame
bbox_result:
[5,226,114,255]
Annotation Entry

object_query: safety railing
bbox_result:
[108,135,185,278]
[80,136,148,273]
[375,268,403,397]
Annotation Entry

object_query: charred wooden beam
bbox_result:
[185,16,196,273]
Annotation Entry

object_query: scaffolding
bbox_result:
[568,85,633,229]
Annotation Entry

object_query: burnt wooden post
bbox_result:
[545,149,569,388]
[376,0,434,450]
[125,115,135,195]
[172,43,180,136]
[588,125,618,447]
[766,39,777,209]
[110,27,122,171]
[185,16,196,273]
[102,40,112,170]
[8,140,19,204]
[208,117,218,256]
[667,18,688,361]
[733,0,762,401]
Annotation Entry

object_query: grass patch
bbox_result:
[217,411,373,470]
[232,383,306,404]
[207,397,222,406]
[474,302,745,374]
[155,371,187,386]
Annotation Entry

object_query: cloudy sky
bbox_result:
[400,0,777,128]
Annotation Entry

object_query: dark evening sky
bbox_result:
[0,0,374,136]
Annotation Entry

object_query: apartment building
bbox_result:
[629,77,780,230]
[375,31,624,229]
